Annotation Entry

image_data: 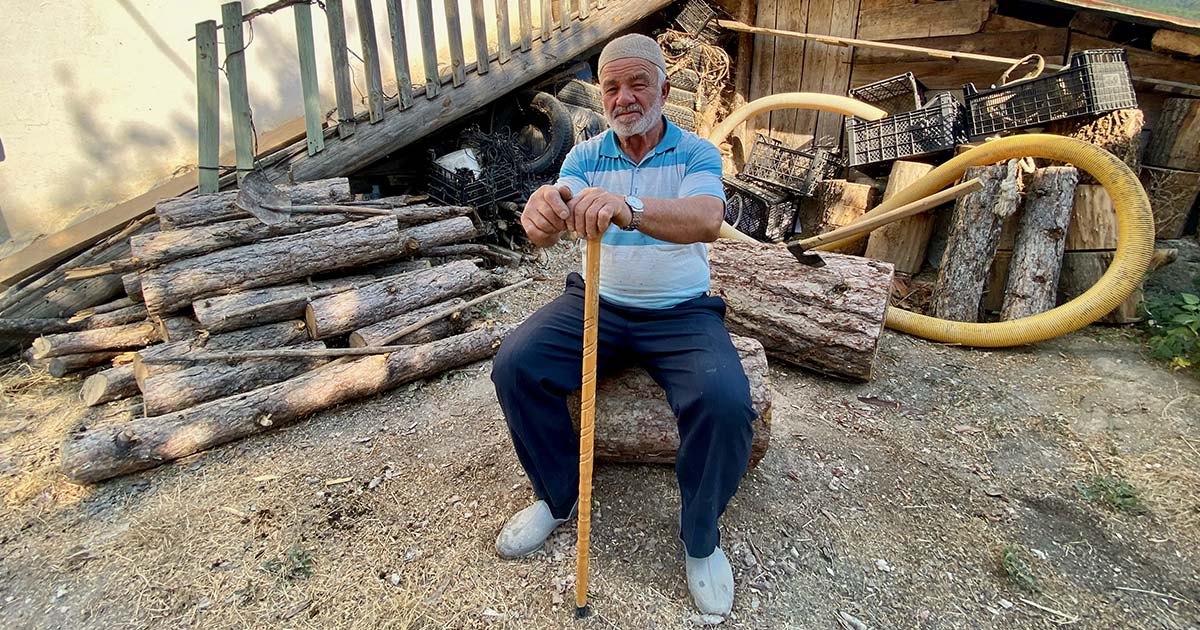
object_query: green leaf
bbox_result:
[1181,293,1199,305]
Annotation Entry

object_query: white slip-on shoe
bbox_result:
[495,500,574,559]
[685,546,734,615]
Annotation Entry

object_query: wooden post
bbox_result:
[578,0,589,20]
[325,0,357,137]
[385,0,415,109]
[293,2,325,155]
[558,0,569,31]
[541,0,552,41]
[470,0,491,75]
[444,0,467,86]
[356,0,386,123]
[416,0,440,98]
[221,1,254,183]
[195,20,220,194]
[496,0,512,63]
[1065,185,1119,250]
[518,0,532,51]
[864,161,937,275]
[1001,167,1078,320]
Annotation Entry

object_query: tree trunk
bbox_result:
[1140,165,1200,239]
[155,178,352,229]
[1001,167,1079,320]
[141,341,329,416]
[797,180,876,256]
[191,275,376,333]
[133,320,309,388]
[61,325,509,483]
[305,261,491,339]
[122,272,143,302]
[141,216,408,315]
[131,214,351,266]
[32,321,160,360]
[865,161,938,274]
[81,365,138,406]
[1144,98,1200,171]
[709,241,893,381]
[1046,108,1144,185]
[567,334,772,467]
[1065,184,1119,250]
[1058,249,1178,324]
[348,298,468,347]
[931,162,1023,322]
[399,216,477,251]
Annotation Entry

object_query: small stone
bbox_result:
[688,613,726,626]
[999,598,1013,609]
[875,558,893,573]
[390,573,401,585]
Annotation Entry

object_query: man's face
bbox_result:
[599,57,668,138]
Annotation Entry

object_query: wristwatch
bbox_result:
[621,195,644,232]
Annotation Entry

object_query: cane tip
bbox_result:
[575,605,592,619]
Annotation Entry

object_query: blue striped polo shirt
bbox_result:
[555,118,726,309]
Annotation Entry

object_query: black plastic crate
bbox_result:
[426,156,520,207]
[850,72,927,116]
[722,176,800,243]
[674,0,722,44]
[845,92,968,169]
[741,134,841,197]
[965,49,1137,136]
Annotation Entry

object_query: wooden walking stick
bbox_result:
[575,236,601,618]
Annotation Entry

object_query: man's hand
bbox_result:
[567,187,632,238]
[520,184,573,248]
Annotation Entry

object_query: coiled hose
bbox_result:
[710,93,1155,348]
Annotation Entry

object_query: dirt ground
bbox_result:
[1,239,1198,630]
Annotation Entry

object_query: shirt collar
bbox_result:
[600,116,683,161]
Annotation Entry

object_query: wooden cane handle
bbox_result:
[575,237,601,610]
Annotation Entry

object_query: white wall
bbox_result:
[0,0,529,246]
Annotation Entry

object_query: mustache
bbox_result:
[612,104,644,116]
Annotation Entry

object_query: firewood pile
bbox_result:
[0,177,524,483]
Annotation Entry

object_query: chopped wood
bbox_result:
[0,318,86,338]
[191,275,376,332]
[1065,185,1119,250]
[140,216,410,315]
[61,325,509,483]
[153,316,201,343]
[1151,29,1200,58]
[81,365,139,406]
[1046,109,1144,185]
[932,162,1024,322]
[399,216,478,251]
[78,297,137,317]
[155,177,352,229]
[1144,98,1200,171]
[131,214,349,266]
[32,321,160,360]
[710,241,893,382]
[42,352,123,378]
[122,272,143,302]
[349,298,468,347]
[865,161,938,274]
[1140,165,1200,239]
[133,320,309,388]
[77,304,149,329]
[304,260,492,339]
[568,334,771,466]
[1002,167,1079,320]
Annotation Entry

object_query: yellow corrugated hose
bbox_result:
[710,94,1155,347]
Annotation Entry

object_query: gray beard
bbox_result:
[608,98,664,138]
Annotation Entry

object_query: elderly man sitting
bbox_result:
[490,34,754,615]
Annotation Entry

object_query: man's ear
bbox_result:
[661,78,670,101]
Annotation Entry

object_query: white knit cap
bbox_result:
[598,33,666,75]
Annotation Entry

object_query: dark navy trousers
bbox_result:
[491,273,755,557]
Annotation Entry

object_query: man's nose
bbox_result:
[615,86,637,105]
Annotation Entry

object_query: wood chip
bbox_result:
[324,477,353,486]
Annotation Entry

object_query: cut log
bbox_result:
[153,316,201,343]
[83,297,137,316]
[865,161,938,274]
[1151,30,1200,59]
[140,216,409,315]
[141,341,329,417]
[1058,249,1178,324]
[32,321,160,360]
[797,180,876,256]
[83,304,149,329]
[421,244,523,266]
[1070,11,1117,39]
[1001,167,1079,320]
[154,178,352,229]
[389,204,473,227]
[192,275,376,332]
[709,240,893,381]
[0,318,85,338]
[1140,165,1200,239]
[133,320,309,388]
[131,214,351,266]
[1045,109,1144,185]
[568,334,771,467]
[1144,98,1200,172]
[348,298,468,347]
[932,162,1023,322]
[1065,184,1119,250]
[122,272,143,302]
[305,260,492,339]
[60,325,509,483]
[399,216,477,252]
[41,352,122,378]
[81,365,138,406]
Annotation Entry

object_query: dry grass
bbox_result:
[1126,439,1200,541]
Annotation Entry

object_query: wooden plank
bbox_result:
[1152,29,1200,57]
[385,0,415,109]
[745,0,779,143]
[325,0,357,138]
[803,0,861,150]
[792,0,835,147]
[264,0,673,183]
[355,0,386,123]
[541,0,552,42]
[195,20,220,194]
[471,0,490,75]
[518,0,532,51]
[578,0,589,20]
[558,0,569,31]
[856,0,991,42]
[496,0,512,63]
[415,0,440,98]
[222,1,254,183]
[768,0,809,147]
[293,3,325,155]
[444,0,467,86]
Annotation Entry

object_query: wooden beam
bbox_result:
[471,0,490,75]
[356,0,386,123]
[856,0,991,42]
[519,0,532,51]
[195,20,220,194]
[385,0,415,109]
[416,0,440,98]
[444,0,467,86]
[1152,29,1200,57]
[325,0,357,137]
[293,2,325,155]
[222,1,254,183]
[541,0,552,42]
[496,0,512,63]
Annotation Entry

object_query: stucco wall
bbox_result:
[0,0,521,245]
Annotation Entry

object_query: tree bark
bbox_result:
[1140,165,1200,239]
[399,216,477,251]
[1065,184,1119,250]
[1001,167,1079,320]
[305,260,491,339]
[61,325,509,483]
[81,365,139,406]
[709,241,893,381]
[133,320,309,388]
[1046,108,1144,185]
[932,162,1024,322]
[131,214,351,266]
[122,272,143,302]
[362,259,432,278]
[155,178,352,229]
[567,334,772,467]
[348,298,468,347]
[1144,98,1200,171]
[421,244,523,266]
[153,316,201,342]
[32,321,160,360]
[865,161,938,274]
[191,275,376,333]
[141,216,409,315]
[797,180,876,256]
[141,341,329,416]
[83,304,149,329]
[0,318,85,338]
[34,351,123,378]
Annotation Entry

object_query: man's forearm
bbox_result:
[628,196,724,244]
